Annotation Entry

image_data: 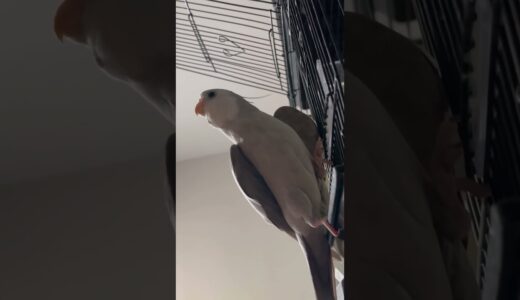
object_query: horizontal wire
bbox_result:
[176,55,288,86]
[176,24,284,51]
[209,56,287,78]
[175,6,276,28]
[176,32,285,59]
[176,12,278,32]
[176,55,286,84]
[177,0,272,19]
[175,5,274,27]
[176,19,283,43]
[176,65,287,94]
[175,44,287,73]
[175,60,287,89]
[176,1,290,97]
[205,0,277,12]
[175,41,286,70]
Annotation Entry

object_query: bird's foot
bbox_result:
[429,114,492,200]
[311,218,340,237]
[312,138,330,179]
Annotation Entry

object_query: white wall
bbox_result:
[0,156,174,300]
[176,153,315,300]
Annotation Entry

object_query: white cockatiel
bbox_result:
[53,0,174,125]
[195,89,338,300]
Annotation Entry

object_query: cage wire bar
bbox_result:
[277,0,345,246]
[175,0,287,94]
[278,0,344,167]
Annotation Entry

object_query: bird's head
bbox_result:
[195,89,253,128]
[53,0,174,123]
[54,0,171,81]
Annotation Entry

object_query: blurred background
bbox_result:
[347,0,520,299]
[0,1,174,299]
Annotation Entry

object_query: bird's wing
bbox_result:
[230,145,295,239]
[296,229,336,300]
[273,106,318,154]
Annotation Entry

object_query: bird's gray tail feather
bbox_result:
[297,230,336,300]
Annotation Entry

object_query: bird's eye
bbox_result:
[207,91,216,98]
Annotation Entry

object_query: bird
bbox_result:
[195,89,338,300]
[53,0,174,125]
[53,0,175,232]
[344,13,490,298]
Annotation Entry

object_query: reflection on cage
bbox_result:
[175,0,287,94]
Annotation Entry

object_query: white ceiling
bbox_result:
[176,69,289,161]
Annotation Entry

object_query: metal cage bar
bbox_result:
[175,0,288,94]
[277,0,345,246]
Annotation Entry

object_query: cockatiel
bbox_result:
[196,89,338,300]
[53,0,174,124]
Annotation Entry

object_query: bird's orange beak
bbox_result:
[54,0,87,44]
[195,98,206,116]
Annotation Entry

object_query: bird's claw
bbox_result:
[311,218,340,237]
[427,114,493,240]
[430,115,492,199]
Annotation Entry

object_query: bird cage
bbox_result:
[348,0,520,298]
[278,0,345,246]
[175,0,287,94]
[176,0,346,294]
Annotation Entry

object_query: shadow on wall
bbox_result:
[176,153,317,300]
